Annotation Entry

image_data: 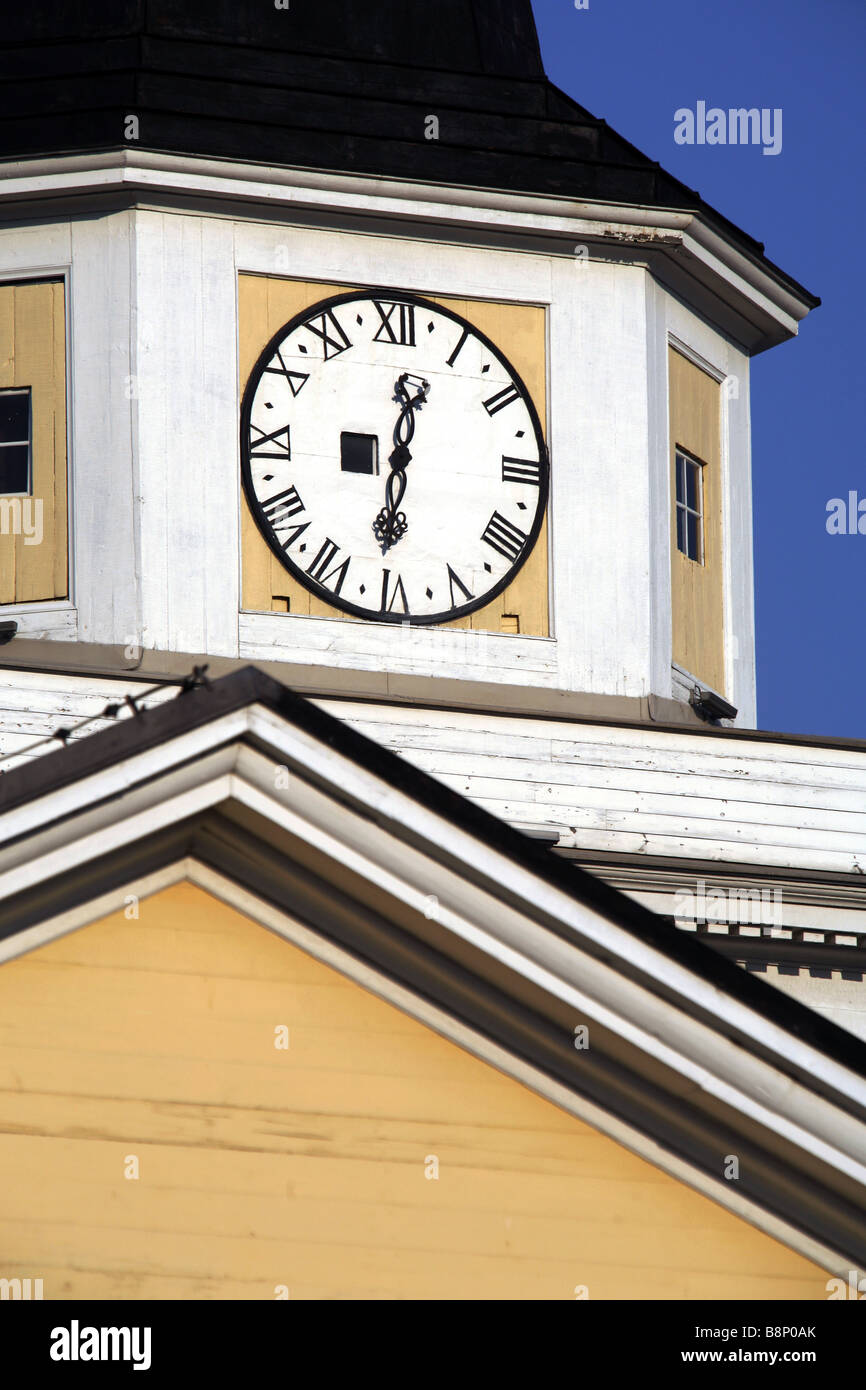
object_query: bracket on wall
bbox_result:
[691,684,737,724]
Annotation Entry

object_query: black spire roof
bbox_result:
[0,1,818,307]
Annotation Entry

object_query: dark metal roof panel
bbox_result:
[0,1,819,308]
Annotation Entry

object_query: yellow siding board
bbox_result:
[0,881,830,1300]
[669,346,724,693]
[0,1092,680,1186]
[238,274,549,634]
[0,1138,811,1278]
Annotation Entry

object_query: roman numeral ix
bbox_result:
[481,511,527,564]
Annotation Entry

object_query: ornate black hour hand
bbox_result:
[373,372,431,553]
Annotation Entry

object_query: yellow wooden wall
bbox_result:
[669,346,724,694]
[0,881,828,1300]
[239,274,549,636]
[0,279,67,604]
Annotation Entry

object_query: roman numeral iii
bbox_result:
[481,511,527,563]
[501,456,541,485]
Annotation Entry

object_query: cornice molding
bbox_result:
[0,149,815,352]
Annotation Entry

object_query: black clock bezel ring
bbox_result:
[240,287,550,627]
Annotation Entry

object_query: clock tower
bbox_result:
[0,0,819,728]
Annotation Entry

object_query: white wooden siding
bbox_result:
[1,671,865,880]
[0,670,176,772]
[315,700,866,877]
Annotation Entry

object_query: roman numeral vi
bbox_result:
[380,569,410,614]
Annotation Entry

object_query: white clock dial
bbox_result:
[241,290,548,625]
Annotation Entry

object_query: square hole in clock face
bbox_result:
[340,432,379,475]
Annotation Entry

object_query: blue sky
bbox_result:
[531,0,865,737]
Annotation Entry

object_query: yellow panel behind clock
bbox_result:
[238,274,549,636]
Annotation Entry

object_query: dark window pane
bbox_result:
[341,431,378,474]
[675,453,685,505]
[0,392,29,445]
[676,506,686,555]
[685,459,699,511]
[687,510,700,561]
[0,444,29,494]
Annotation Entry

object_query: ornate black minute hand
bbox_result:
[373,372,431,553]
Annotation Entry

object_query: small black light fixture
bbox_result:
[691,684,738,725]
[0,620,18,646]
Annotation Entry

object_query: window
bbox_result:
[675,447,704,563]
[0,388,31,495]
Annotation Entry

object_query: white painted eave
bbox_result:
[0,149,815,348]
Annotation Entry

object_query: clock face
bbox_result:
[241,289,548,625]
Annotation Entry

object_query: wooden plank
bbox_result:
[0,1139,814,1275]
[0,1091,667,1180]
[554,826,864,875]
[377,749,866,835]
[238,611,558,679]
